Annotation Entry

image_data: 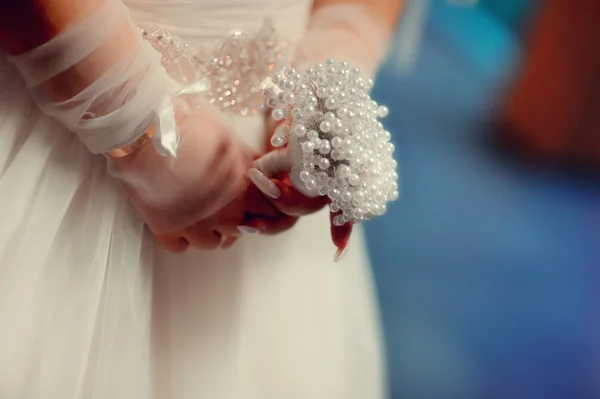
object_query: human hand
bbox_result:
[154,179,299,252]
[110,104,256,237]
[248,141,353,261]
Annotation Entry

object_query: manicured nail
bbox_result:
[248,168,281,199]
[237,226,261,234]
[334,244,349,262]
[218,234,228,249]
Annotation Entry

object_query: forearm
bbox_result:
[0,0,105,54]
[312,0,404,31]
[294,0,404,79]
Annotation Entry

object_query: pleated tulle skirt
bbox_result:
[0,56,385,399]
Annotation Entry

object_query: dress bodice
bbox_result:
[124,0,312,48]
[123,0,313,149]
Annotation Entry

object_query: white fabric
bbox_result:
[0,1,385,398]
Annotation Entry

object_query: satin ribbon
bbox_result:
[152,77,211,157]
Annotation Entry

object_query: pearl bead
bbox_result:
[302,141,315,153]
[331,120,344,134]
[325,98,337,109]
[299,170,311,182]
[272,73,282,84]
[319,121,332,133]
[353,190,366,204]
[317,171,328,181]
[277,79,289,89]
[318,158,330,170]
[305,178,317,190]
[319,140,332,155]
[328,188,340,200]
[307,130,319,141]
[330,149,344,161]
[303,105,316,116]
[331,137,343,148]
[348,174,361,186]
[283,92,296,104]
[303,162,315,171]
[337,107,349,119]
[272,108,286,121]
[293,124,307,137]
[283,80,295,90]
[270,135,285,147]
[284,66,295,77]
[333,215,345,226]
[341,190,352,202]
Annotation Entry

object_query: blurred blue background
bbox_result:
[367,1,600,398]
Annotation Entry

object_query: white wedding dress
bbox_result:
[0,1,385,398]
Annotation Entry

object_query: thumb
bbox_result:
[252,148,292,178]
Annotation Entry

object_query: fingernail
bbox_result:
[238,226,261,234]
[334,244,349,262]
[248,168,281,199]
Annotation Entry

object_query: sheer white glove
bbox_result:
[293,3,393,81]
[8,0,251,234]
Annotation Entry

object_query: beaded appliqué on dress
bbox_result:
[141,20,289,116]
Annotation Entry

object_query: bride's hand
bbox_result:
[110,105,257,236]
[154,180,298,252]
[249,136,353,257]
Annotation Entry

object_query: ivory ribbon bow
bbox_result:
[152,77,212,157]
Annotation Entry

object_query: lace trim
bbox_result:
[141,20,290,116]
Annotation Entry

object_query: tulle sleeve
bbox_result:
[8,0,252,234]
[293,3,395,80]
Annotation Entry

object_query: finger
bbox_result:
[182,228,223,250]
[155,233,190,253]
[270,179,328,217]
[330,212,353,262]
[251,149,292,179]
[265,120,290,153]
[244,184,281,218]
[248,168,282,199]
[247,167,327,216]
[220,236,238,250]
[243,214,299,236]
